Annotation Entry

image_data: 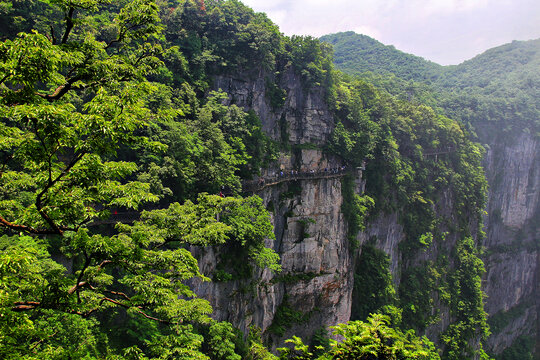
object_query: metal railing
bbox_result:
[241,167,353,193]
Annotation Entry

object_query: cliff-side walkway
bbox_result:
[91,167,361,225]
[240,168,353,193]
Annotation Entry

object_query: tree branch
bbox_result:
[98,260,113,270]
[99,297,172,323]
[105,37,122,50]
[72,253,92,302]
[50,25,57,45]
[103,290,131,301]
[36,71,86,102]
[38,83,73,102]
[68,259,114,296]
[34,151,86,234]
[12,301,41,312]
[12,293,173,325]
[0,214,60,235]
[67,281,96,295]
[32,119,54,185]
[30,331,58,352]
[133,308,172,324]
[61,7,75,44]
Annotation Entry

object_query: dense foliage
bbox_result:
[320,31,442,83]
[324,34,490,360]
[321,32,540,360]
[1,1,496,359]
[278,314,440,360]
[351,244,395,321]
[0,0,283,358]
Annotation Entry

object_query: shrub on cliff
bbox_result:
[278,314,440,360]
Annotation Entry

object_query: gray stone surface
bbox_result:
[481,132,539,353]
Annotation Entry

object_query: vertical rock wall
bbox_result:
[195,68,539,356]
[191,173,353,344]
[481,132,540,354]
[214,68,333,146]
[190,69,354,346]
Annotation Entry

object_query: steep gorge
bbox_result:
[481,131,539,355]
[191,62,490,358]
[2,1,530,358]
[191,68,355,346]
[190,34,540,359]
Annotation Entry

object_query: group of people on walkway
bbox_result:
[253,165,348,188]
[277,165,347,178]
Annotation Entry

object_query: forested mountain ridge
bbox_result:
[320,31,443,82]
[321,31,540,90]
[438,38,540,87]
[0,1,502,359]
[321,32,540,136]
[322,31,540,359]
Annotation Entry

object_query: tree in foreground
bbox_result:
[0,0,279,358]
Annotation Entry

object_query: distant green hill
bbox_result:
[438,39,540,89]
[321,32,540,137]
[320,31,443,82]
[438,40,540,137]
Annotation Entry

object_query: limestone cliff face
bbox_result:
[214,68,333,146]
[355,213,403,284]
[190,69,353,345]
[481,132,539,354]
[191,156,353,345]
[194,68,539,356]
[484,133,539,234]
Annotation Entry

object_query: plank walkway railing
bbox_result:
[422,147,456,158]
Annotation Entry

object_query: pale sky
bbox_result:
[241,0,540,65]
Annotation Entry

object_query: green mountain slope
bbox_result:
[320,31,443,82]
[0,3,491,360]
[439,39,540,89]
[322,32,540,136]
[322,31,540,360]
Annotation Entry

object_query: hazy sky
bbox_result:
[241,0,540,65]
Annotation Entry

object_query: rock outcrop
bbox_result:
[214,68,334,146]
[190,69,353,346]
[191,157,354,346]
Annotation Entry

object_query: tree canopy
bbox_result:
[0,0,280,358]
[322,31,540,138]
